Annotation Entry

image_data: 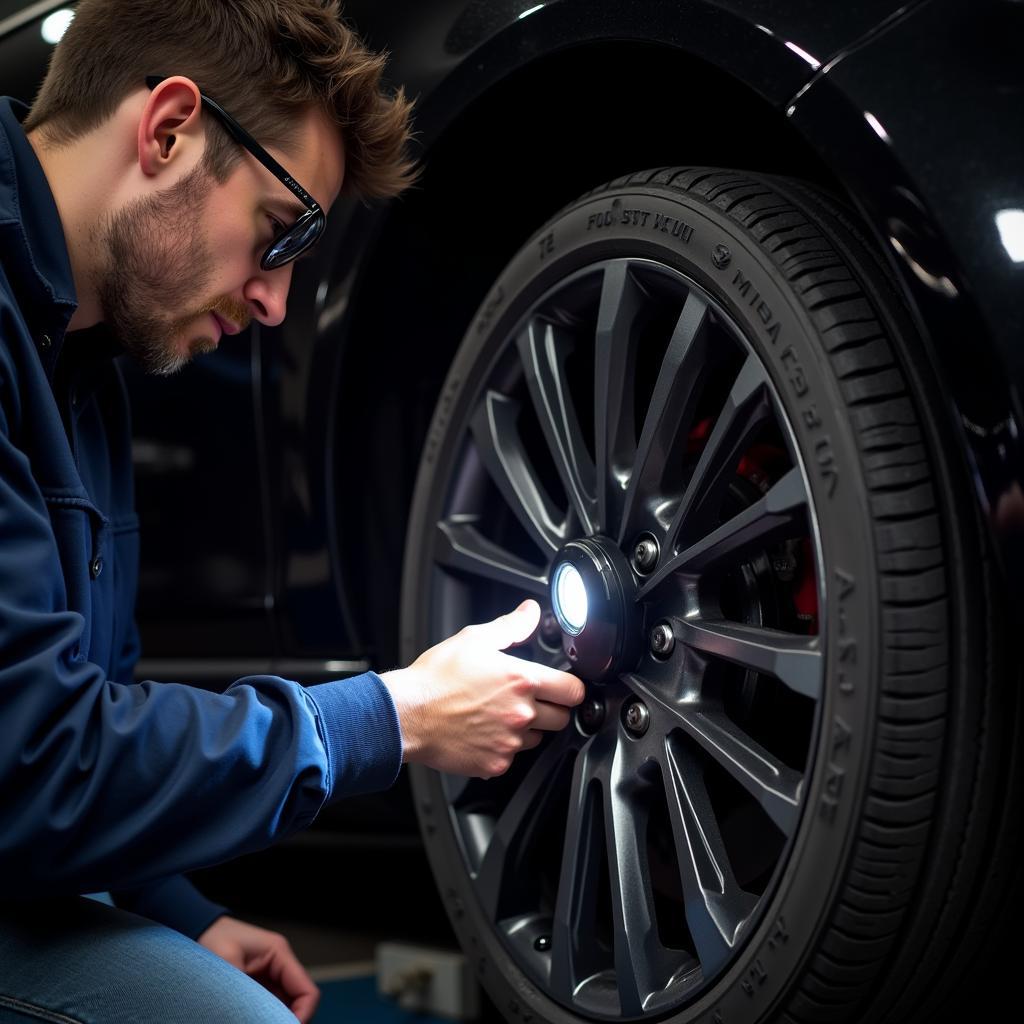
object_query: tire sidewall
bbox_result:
[402,183,879,1023]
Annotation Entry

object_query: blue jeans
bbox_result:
[0,897,296,1023]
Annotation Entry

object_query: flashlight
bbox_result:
[552,562,589,635]
[549,539,641,680]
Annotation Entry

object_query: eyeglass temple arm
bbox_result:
[144,75,321,213]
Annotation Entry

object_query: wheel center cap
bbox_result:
[550,537,640,680]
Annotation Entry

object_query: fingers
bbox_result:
[522,729,544,751]
[472,598,541,650]
[523,661,586,709]
[265,940,320,1024]
[531,700,572,732]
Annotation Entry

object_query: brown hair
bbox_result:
[24,0,417,200]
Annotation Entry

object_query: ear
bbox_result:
[137,76,203,177]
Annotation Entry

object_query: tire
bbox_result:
[400,168,1014,1023]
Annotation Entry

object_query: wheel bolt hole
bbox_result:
[578,698,605,734]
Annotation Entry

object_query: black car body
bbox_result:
[1,1,1021,1022]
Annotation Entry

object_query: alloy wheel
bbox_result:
[424,257,824,1020]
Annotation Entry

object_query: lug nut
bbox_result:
[534,935,552,952]
[632,535,659,575]
[650,622,675,658]
[624,700,650,737]
[578,698,605,733]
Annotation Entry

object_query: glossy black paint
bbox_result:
[785,0,1024,598]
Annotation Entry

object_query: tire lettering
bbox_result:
[835,568,856,695]
[820,759,846,824]
[740,958,768,997]
[423,376,461,467]
[802,404,823,430]
[779,345,809,398]
[476,286,505,336]
[821,717,852,823]
[730,270,780,344]
[586,205,694,242]
[653,212,695,241]
[620,208,652,228]
[537,231,555,260]
[766,914,790,952]
[814,437,838,498]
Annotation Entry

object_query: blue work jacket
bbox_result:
[0,98,403,938]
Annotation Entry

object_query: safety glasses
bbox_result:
[145,76,325,270]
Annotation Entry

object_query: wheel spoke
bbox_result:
[595,263,645,536]
[435,518,549,597]
[679,618,823,701]
[475,736,576,920]
[517,320,598,535]
[618,291,713,546]
[604,751,677,1015]
[661,737,757,976]
[639,467,808,597]
[672,706,803,835]
[470,390,565,556]
[550,737,608,1005]
[666,355,772,552]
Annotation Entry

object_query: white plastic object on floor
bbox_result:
[376,942,480,1020]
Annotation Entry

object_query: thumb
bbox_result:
[479,599,541,650]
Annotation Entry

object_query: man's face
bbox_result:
[98,104,344,375]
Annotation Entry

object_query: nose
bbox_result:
[243,264,293,327]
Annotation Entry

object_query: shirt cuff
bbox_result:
[304,671,403,800]
[111,874,228,940]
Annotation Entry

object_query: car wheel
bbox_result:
[400,168,1010,1023]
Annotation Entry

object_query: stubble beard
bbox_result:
[98,164,223,376]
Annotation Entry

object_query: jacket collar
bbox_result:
[0,97,78,349]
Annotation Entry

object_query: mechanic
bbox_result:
[0,2,585,1022]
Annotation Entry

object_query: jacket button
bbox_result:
[40,334,52,350]
[90,557,104,579]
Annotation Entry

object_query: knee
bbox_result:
[132,940,299,1024]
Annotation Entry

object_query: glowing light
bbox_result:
[41,8,74,45]
[995,209,1024,263]
[553,563,588,636]
[518,4,545,19]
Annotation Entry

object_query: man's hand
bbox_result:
[197,916,320,1023]
[381,598,586,777]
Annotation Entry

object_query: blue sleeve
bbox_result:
[111,874,229,940]
[0,388,403,896]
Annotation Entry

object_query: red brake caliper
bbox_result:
[687,418,819,633]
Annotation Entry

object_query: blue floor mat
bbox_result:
[312,975,453,1024]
